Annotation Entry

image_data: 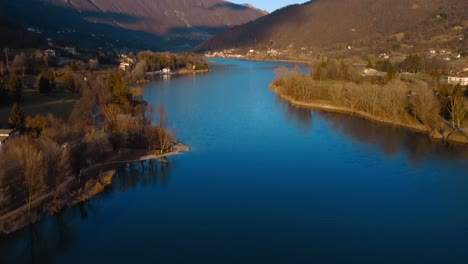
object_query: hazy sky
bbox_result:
[230,0,310,13]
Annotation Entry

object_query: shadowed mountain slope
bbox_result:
[0,0,267,51]
[0,13,44,49]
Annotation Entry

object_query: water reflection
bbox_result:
[322,111,468,165]
[0,210,79,264]
[113,160,173,192]
[0,160,174,264]
[275,96,313,133]
[276,95,468,165]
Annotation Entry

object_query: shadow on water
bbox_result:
[321,112,468,164]
[0,160,175,264]
[275,96,313,133]
[328,112,468,166]
[276,96,468,166]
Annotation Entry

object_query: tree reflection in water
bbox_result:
[275,96,313,133]
[276,97,468,166]
[320,112,468,165]
[0,160,174,264]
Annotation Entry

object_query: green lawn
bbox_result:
[0,88,79,128]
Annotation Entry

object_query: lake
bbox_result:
[1,58,468,263]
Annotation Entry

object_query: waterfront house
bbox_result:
[162,68,171,75]
[447,76,468,86]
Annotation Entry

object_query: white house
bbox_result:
[119,62,131,71]
[162,68,171,75]
[64,47,77,55]
[362,68,379,76]
[267,49,279,56]
[0,129,16,149]
[379,53,390,59]
[447,76,468,86]
[44,49,56,57]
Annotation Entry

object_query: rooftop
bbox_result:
[0,129,14,136]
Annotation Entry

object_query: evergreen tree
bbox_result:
[63,70,75,92]
[402,54,424,73]
[107,71,129,105]
[35,70,55,95]
[8,103,25,129]
[6,74,22,101]
[0,79,6,104]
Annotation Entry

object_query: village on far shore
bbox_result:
[205,46,468,86]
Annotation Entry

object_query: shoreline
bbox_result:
[175,69,210,75]
[0,142,190,235]
[206,55,310,64]
[270,84,468,145]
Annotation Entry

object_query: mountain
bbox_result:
[0,0,266,51]
[0,14,44,49]
[195,0,468,53]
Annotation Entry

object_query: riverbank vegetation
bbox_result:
[136,51,209,73]
[0,48,194,234]
[272,58,468,143]
[123,51,210,83]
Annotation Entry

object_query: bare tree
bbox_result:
[12,53,28,76]
[102,104,123,132]
[145,126,159,153]
[6,138,47,212]
[134,60,148,81]
[37,137,73,190]
[412,85,442,129]
[379,81,408,122]
[449,96,465,129]
[157,105,171,153]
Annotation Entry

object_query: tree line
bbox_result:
[273,59,466,132]
[136,51,209,73]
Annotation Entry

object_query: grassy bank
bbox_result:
[0,88,78,126]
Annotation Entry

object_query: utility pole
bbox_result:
[4,48,9,70]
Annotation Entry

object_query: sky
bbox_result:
[230,0,310,13]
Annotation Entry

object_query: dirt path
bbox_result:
[0,177,74,222]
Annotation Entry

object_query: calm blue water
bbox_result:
[1,58,468,263]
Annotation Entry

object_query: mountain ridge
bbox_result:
[0,0,266,51]
[195,0,467,53]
